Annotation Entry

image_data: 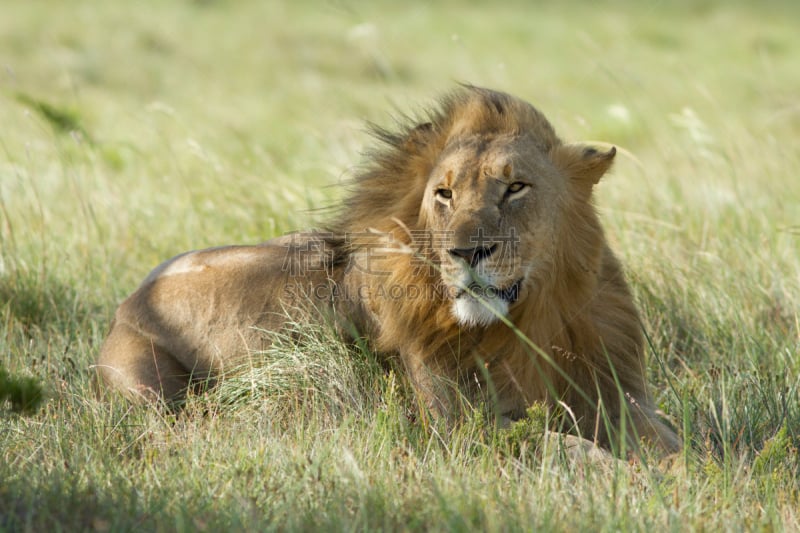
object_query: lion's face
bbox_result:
[421,133,567,327]
[334,86,615,329]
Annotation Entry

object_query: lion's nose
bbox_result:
[448,244,497,267]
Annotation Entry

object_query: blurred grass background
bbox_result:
[1,0,799,530]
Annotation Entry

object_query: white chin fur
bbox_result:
[452,295,508,328]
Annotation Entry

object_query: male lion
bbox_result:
[98,86,680,453]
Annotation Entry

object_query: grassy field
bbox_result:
[2,0,799,530]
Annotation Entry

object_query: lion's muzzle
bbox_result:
[448,244,498,268]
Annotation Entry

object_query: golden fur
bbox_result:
[97,86,679,453]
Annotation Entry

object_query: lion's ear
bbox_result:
[553,144,616,194]
[404,122,434,152]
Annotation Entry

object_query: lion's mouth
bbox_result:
[454,278,522,303]
[502,279,522,303]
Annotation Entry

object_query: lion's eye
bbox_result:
[435,188,453,200]
[507,182,527,194]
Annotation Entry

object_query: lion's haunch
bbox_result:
[97,86,680,455]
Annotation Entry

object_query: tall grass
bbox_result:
[2,0,799,530]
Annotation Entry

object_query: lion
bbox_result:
[97,86,680,454]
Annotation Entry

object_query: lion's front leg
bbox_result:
[402,353,463,427]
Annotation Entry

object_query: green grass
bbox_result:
[2,0,799,530]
